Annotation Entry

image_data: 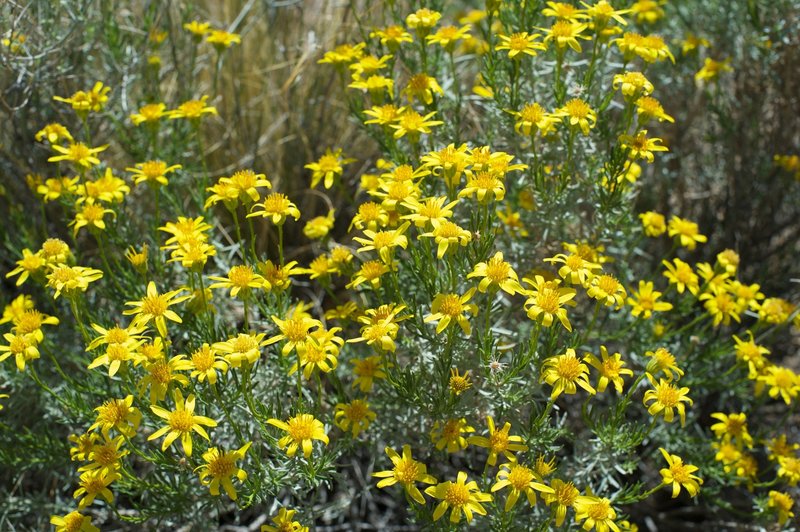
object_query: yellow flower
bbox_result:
[390,109,443,142]
[71,202,115,236]
[541,20,590,52]
[468,417,529,466]
[627,280,673,319]
[348,74,395,101]
[348,260,391,290]
[53,81,110,113]
[87,340,141,377]
[127,160,182,187]
[758,365,800,405]
[350,355,389,392]
[406,8,442,33]
[659,448,702,497]
[169,95,218,119]
[613,71,654,100]
[522,275,577,331]
[587,274,627,308]
[573,494,620,532]
[448,368,473,395]
[662,258,699,295]
[491,460,554,511]
[421,143,470,188]
[619,130,668,163]
[459,170,506,203]
[267,413,329,458]
[148,389,217,456]
[37,176,79,202]
[265,309,322,356]
[467,252,522,295]
[644,377,693,426]
[639,210,666,236]
[554,98,597,135]
[363,104,404,127]
[495,32,546,59]
[371,25,413,49]
[614,32,674,63]
[206,29,241,50]
[699,290,741,326]
[0,332,40,371]
[50,511,100,532]
[123,281,190,337]
[667,215,707,250]
[584,346,633,393]
[318,42,365,65]
[644,347,683,381]
[79,433,128,476]
[305,148,355,189]
[48,142,108,168]
[710,412,753,448]
[36,123,73,144]
[424,289,478,335]
[208,264,269,298]
[196,442,251,499]
[426,24,472,51]
[546,252,601,287]
[768,490,795,525]
[73,469,118,509]
[695,58,733,83]
[510,102,559,136]
[403,73,444,105]
[89,395,141,437]
[260,508,309,532]
[374,445,436,504]
[46,264,104,299]
[681,33,710,55]
[248,192,301,225]
[542,478,580,526]
[6,248,45,286]
[732,332,769,378]
[349,53,393,77]
[188,343,228,384]
[431,418,474,452]
[541,348,596,399]
[353,222,410,263]
[425,471,492,524]
[630,0,665,24]
[636,96,674,124]
[290,327,344,379]
[303,210,335,240]
[207,169,271,208]
[420,220,472,258]
[130,102,167,125]
[334,399,376,437]
[213,332,268,368]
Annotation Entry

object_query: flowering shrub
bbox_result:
[1,0,799,529]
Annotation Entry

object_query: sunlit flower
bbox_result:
[619,130,668,163]
[248,193,301,225]
[522,275,577,331]
[48,142,108,168]
[554,98,597,135]
[267,413,329,458]
[695,58,733,83]
[541,348,596,399]
[468,417,528,466]
[148,389,217,456]
[305,148,355,189]
[196,442,251,499]
[644,377,693,426]
[169,95,218,119]
[424,289,478,335]
[260,508,309,532]
[628,280,673,319]
[543,479,580,527]
[130,102,167,125]
[46,264,104,299]
[374,445,436,504]
[639,211,666,236]
[425,471,492,524]
[127,160,182,187]
[50,511,100,532]
[584,346,633,393]
[659,448,702,497]
[334,399,376,437]
[541,20,590,52]
[431,418,474,452]
[495,32,546,59]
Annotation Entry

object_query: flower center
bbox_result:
[141,161,168,178]
[508,33,531,51]
[141,294,167,316]
[438,295,464,317]
[521,103,546,122]
[444,482,470,507]
[207,453,236,477]
[395,459,419,484]
[287,417,314,441]
[508,465,534,490]
[169,410,194,432]
[656,383,680,406]
[537,288,561,314]
[565,99,590,118]
[556,356,581,380]
[192,346,214,371]
[228,265,255,287]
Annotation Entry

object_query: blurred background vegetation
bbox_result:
[0,0,799,529]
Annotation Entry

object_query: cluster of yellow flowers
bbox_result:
[1,1,797,530]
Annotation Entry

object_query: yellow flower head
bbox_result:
[467,416,529,466]
[305,148,355,189]
[123,281,190,337]
[584,346,633,393]
[554,98,597,135]
[148,389,217,456]
[467,251,522,295]
[48,142,108,168]
[206,29,241,50]
[267,413,329,458]
[420,220,472,259]
[644,376,693,426]
[541,348,596,399]
[496,32,546,59]
[334,399,377,437]
[628,280,673,319]
[425,471,493,524]
[196,442,251,499]
[522,275,577,331]
[169,95,218,119]
[667,216,707,250]
[659,448,702,497]
[130,102,167,125]
[261,508,309,532]
[374,445,437,504]
[424,289,478,335]
[127,160,182,187]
